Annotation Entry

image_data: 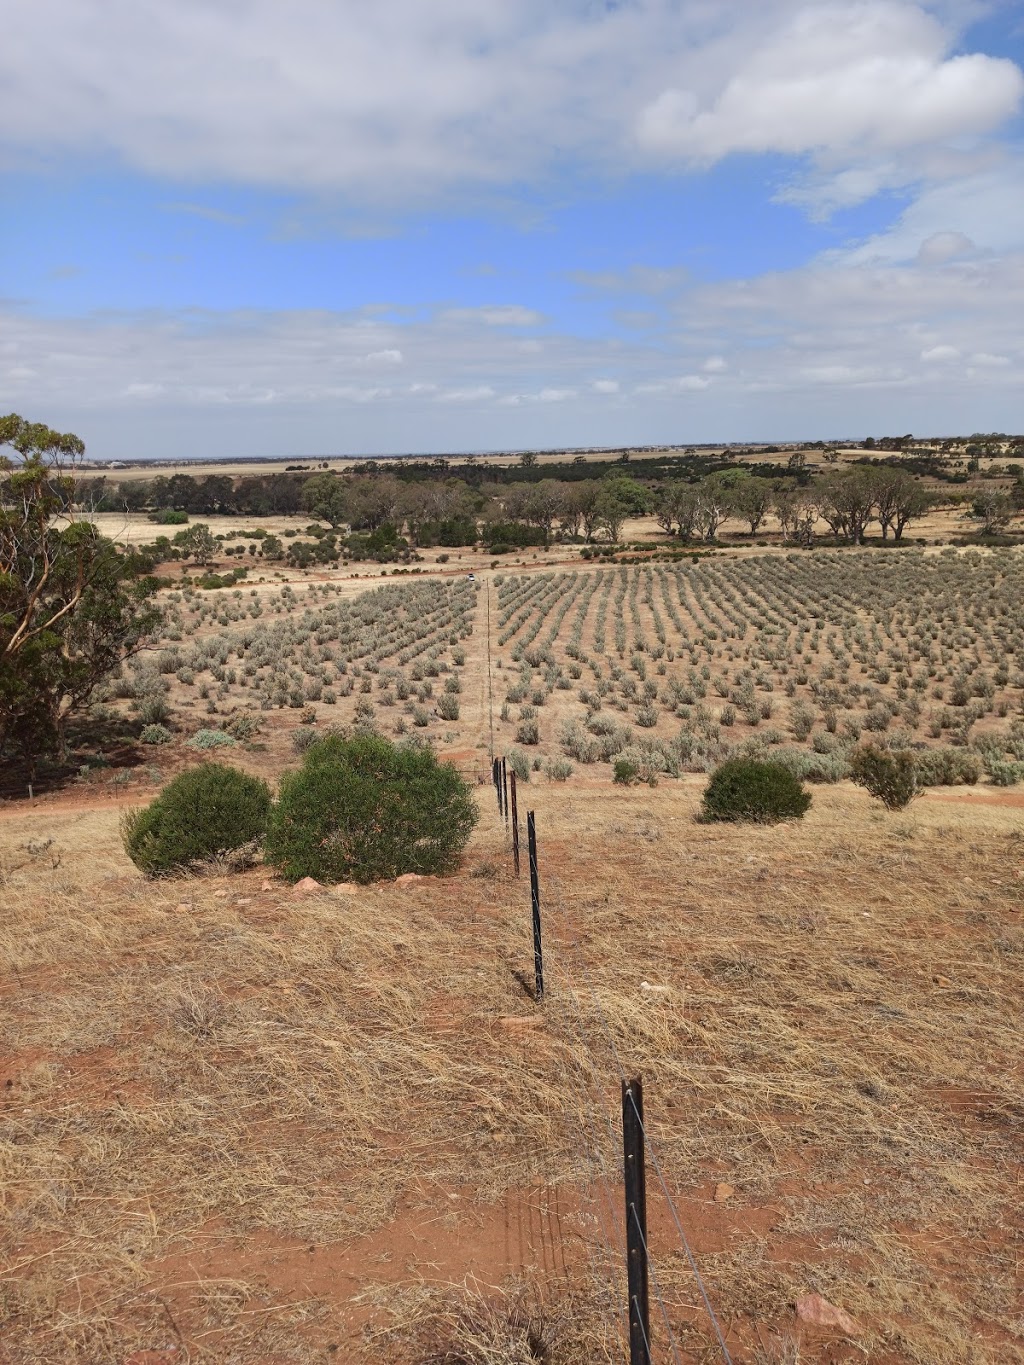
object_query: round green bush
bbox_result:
[613,757,639,786]
[849,745,918,810]
[265,733,478,884]
[700,758,811,824]
[122,763,272,875]
[139,723,173,745]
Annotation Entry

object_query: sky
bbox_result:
[1,1,1023,460]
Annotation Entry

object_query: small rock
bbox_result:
[213,891,228,900]
[714,1182,735,1203]
[235,898,252,906]
[933,974,951,987]
[395,873,425,887]
[795,1293,860,1335]
[260,879,276,891]
[334,882,359,895]
[175,903,190,913]
[291,876,325,895]
[497,1015,543,1031]
[640,981,668,994]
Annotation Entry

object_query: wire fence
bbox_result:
[489,759,735,1365]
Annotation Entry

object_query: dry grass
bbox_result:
[1,780,1022,1362]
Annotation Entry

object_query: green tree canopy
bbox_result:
[301,472,350,528]
[0,414,161,762]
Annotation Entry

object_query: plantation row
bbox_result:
[493,551,1024,786]
[114,579,477,736]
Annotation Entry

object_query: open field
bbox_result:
[3,541,1024,1362]
[82,448,760,480]
[2,777,1022,1362]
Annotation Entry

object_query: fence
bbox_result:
[489,758,735,1365]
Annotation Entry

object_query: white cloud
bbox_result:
[0,0,1018,211]
[478,307,545,328]
[916,231,975,265]
[3,232,1022,455]
[969,352,1011,367]
[442,305,545,328]
[362,348,404,365]
[801,363,905,385]
[122,381,165,397]
[636,4,1022,161]
[436,385,496,403]
[634,373,712,395]
[838,159,1024,262]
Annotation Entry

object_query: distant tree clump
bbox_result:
[700,758,812,824]
[265,733,478,884]
[122,762,272,875]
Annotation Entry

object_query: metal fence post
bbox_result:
[622,1076,651,1365]
[527,811,543,1002]
[510,770,520,878]
[501,757,509,829]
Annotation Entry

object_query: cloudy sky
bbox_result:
[2,1,1022,459]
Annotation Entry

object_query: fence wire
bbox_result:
[494,778,734,1365]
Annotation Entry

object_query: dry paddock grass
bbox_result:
[1,780,1022,1363]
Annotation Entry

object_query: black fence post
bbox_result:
[510,771,520,878]
[622,1077,651,1365]
[501,758,509,829]
[527,811,543,1002]
[493,757,502,815]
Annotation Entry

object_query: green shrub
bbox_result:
[515,718,540,745]
[140,723,173,745]
[700,758,811,824]
[613,757,639,786]
[137,694,172,726]
[914,746,981,786]
[769,745,849,783]
[122,763,272,875]
[507,747,530,783]
[437,693,460,721]
[186,728,235,750]
[225,711,263,741]
[988,759,1024,787]
[266,734,478,884]
[849,744,918,810]
[545,757,574,782]
[292,725,319,753]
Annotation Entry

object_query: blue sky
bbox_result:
[2,1,1023,458]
